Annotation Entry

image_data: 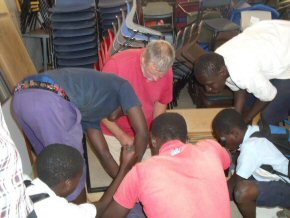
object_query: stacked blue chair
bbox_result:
[98,0,129,38]
[50,0,98,68]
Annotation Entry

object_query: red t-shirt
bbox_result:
[114,139,231,218]
[101,49,173,136]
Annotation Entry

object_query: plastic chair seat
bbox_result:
[203,18,240,32]
[143,2,173,18]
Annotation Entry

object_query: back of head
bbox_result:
[37,144,83,189]
[143,40,175,72]
[212,109,247,135]
[151,112,187,144]
[194,52,225,80]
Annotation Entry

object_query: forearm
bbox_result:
[133,133,148,161]
[102,118,133,146]
[86,128,119,178]
[243,100,269,124]
[127,106,149,161]
[95,166,129,217]
[234,90,247,113]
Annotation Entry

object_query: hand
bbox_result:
[242,110,252,125]
[120,145,138,171]
[120,134,134,147]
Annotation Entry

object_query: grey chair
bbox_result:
[197,0,240,51]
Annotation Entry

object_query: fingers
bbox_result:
[123,144,135,152]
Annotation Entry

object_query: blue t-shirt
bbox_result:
[39,68,141,130]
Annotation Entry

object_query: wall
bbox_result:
[4,0,43,72]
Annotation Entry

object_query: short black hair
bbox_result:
[151,113,187,143]
[212,109,247,135]
[194,52,225,79]
[37,144,83,188]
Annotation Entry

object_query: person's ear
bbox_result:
[64,179,73,193]
[151,136,158,148]
[219,66,228,79]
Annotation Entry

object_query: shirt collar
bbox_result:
[159,140,185,156]
[32,178,57,197]
[241,125,260,145]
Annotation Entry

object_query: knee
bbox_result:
[234,180,258,204]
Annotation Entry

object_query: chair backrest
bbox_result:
[180,25,191,47]
[174,30,183,50]
[240,10,272,31]
[125,0,162,37]
[201,0,231,9]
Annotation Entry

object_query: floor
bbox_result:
[86,86,283,218]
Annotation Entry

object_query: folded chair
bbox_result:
[111,11,145,56]
[126,0,163,38]
[121,0,162,42]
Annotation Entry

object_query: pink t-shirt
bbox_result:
[101,49,173,136]
[114,139,231,218]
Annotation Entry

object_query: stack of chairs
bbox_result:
[169,23,198,109]
[95,29,115,71]
[50,0,98,69]
[98,0,129,38]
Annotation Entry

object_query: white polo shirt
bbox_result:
[216,20,290,101]
[236,125,289,182]
[26,178,96,218]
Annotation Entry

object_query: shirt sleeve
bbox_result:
[236,139,263,179]
[118,81,141,115]
[210,140,231,170]
[198,139,231,170]
[114,167,140,209]
[225,57,277,101]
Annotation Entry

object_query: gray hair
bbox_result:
[143,40,175,72]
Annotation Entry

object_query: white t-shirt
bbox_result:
[26,178,96,218]
[216,20,290,101]
[236,125,289,182]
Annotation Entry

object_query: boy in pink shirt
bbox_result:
[102,112,231,218]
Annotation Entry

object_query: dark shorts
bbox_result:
[245,78,290,125]
[256,180,290,208]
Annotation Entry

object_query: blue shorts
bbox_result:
[256,180,290,208]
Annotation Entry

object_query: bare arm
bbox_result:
[101,200,130,218]
[127,106,149,162]
[101,118,134,146]
[234,89,269,124]
[234,89,247,113]
[153,101,167,118]
[95,145,137,218]
[242,100,269,124]
[86,128,119,178]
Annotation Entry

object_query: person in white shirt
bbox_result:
[26,143,137,218]
[0,105,34,218]
[194,20,290,125]
[212,108,290,218]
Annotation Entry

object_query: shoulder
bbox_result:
[195,139,223,149]
[241,137,271,152]
[111,49,143,61]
